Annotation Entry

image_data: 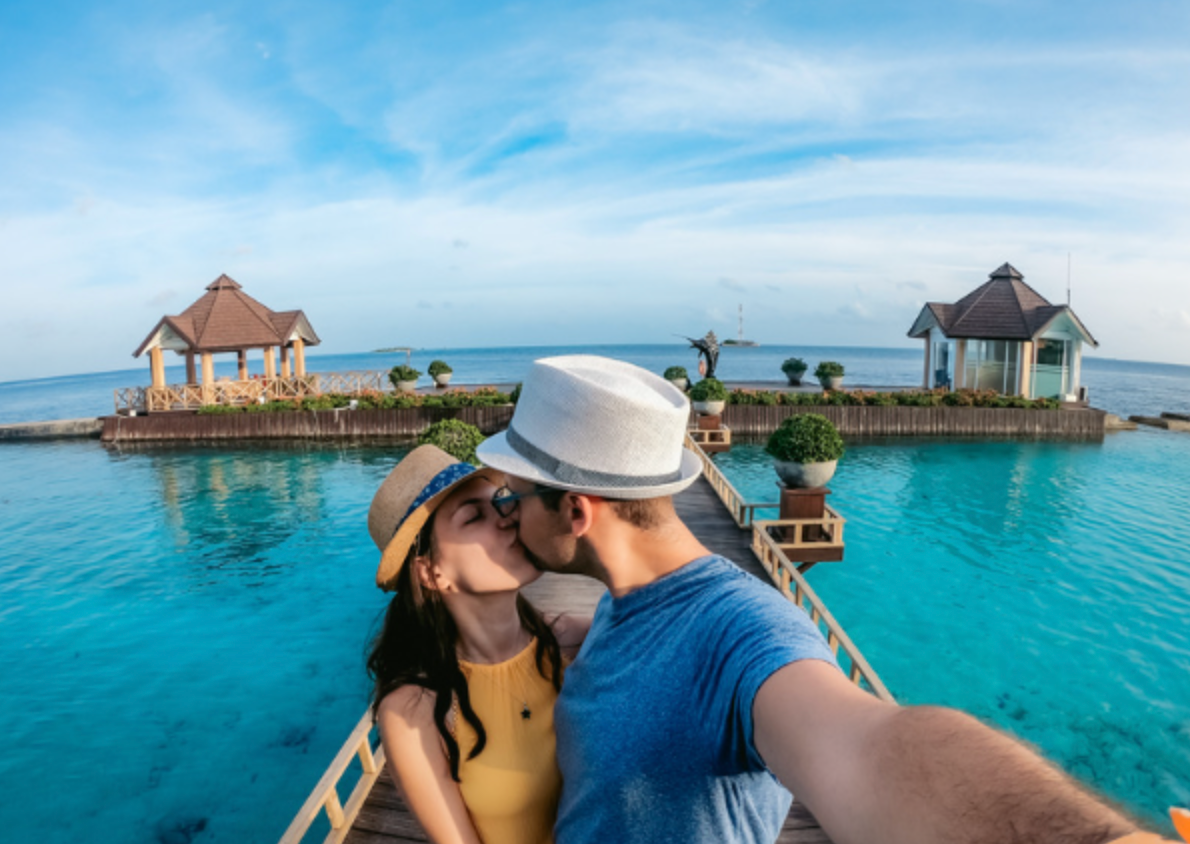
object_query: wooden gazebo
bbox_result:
[131,275,321,411]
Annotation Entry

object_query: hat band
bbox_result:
[393,462,478,541]
[506,424,682,489]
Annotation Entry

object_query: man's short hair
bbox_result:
[538,485,665,530]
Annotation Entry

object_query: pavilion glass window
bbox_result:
[1032,339,1071,399]
[964,340,1020,394]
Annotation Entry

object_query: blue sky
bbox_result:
[1,0,1188,381]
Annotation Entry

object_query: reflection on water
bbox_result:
[0,441,408,844]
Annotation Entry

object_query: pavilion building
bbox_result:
[132,275,320,410]
[908,263,1098,400]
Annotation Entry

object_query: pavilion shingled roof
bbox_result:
[910,263,1097,345]
[134,275,320,356]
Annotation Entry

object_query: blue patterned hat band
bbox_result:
[396,462,478,536]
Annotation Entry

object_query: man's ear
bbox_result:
[565,492,598,539]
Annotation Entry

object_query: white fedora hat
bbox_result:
[476,355,702,499]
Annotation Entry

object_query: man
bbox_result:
[476,355,1172,844]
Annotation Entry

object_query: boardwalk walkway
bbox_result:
[341,474,833,844]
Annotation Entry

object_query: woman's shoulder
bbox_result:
[377,683,440,726]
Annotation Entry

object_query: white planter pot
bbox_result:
[433,373,452,386]
[774,459,838,489]
[819,376,843,391]
[784,372,806,386]
[668,377,689,391]
[692,399,726,416]
[396,379,418,392]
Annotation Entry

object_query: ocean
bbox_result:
[2,343,1189,425]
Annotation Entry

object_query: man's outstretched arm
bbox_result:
[753,660,1139,844]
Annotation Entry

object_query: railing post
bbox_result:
[324,789,345,828]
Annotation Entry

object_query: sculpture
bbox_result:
[684,330,720,380]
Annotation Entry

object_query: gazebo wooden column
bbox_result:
[238,350,249,381]
[185,352,197,385]
[922,337,931,388]
[201,353,215,404]
[149,347,166,389]
[280,345,292,378]
[264,346,277,379]
[293,338,306,377]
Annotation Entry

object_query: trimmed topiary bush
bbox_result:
[688,377,728,402]
[765,413,845,464]
[389,365,422,389]
[781,357,808,384]
[664,366,689,381]
[428,360,453,377]
[417,419,486,464]
[814,361,845,380]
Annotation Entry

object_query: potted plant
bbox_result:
[428,360,453,387]
[765,413,844,488]
[388,364,422,393]
[417,419,486,464]
[663,366,689,391]
[814,361,845,391]
[688,377,728,415]
[781,357,808,386]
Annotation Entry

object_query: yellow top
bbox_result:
[456,639,561,844]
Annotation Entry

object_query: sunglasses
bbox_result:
[490,485,550,518]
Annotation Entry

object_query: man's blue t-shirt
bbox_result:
[554,554,839,844]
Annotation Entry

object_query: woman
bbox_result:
[365,445,586,844]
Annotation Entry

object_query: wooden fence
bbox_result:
[719,404,1105,440]
[277,710,384,844]
[101,406,516,443]
[115,372,385,414]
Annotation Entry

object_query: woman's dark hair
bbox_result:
[366,516,563,781]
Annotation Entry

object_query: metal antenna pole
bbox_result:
[1071,253,1080,307]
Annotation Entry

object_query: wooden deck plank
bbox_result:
[345,474,832,843]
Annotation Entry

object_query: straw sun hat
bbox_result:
[476,355,702,499]
[368,445,500,590]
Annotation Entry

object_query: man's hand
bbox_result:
[753,660,1137,844]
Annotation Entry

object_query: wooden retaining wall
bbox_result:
[100,404,1106,443]
[720,405,1106,440]
[100,406,516,443]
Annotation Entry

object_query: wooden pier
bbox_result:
[281,440,889,844]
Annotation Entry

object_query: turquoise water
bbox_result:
[2,379,1190,839]
[0,442,400,843]
[715,432,1190,830]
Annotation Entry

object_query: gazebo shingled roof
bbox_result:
[910,263,1098,346]
[134,275,320,357]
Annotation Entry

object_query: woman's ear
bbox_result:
[413,555,438,591]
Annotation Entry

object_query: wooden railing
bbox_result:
[114,373,367,413]
[685,432,755,526]
[114,387,147,414]
[315,371,388,395]
[686,434,892,703]
[278,710,386,844]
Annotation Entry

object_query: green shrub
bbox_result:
[781,357,808,376]
[814,361,845,380]
[246,400,301,413]
[663,366,688,381]
[418,419,486,464]
[389,365,422,388]
[428,360,452,377]
[509,383,522,404]
[197,404,244,415]
[688,378,728,402]
[728,388,778,406]
[765,413,845,464]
